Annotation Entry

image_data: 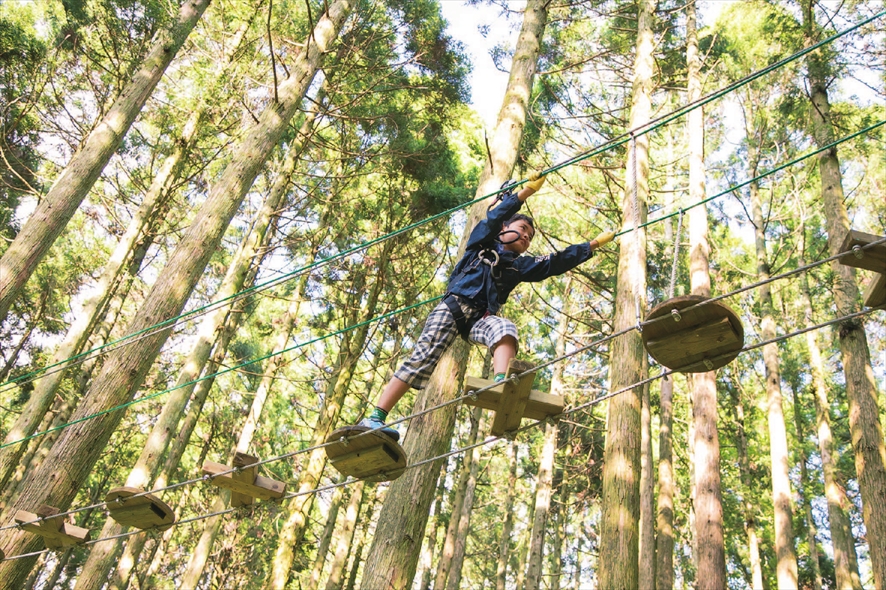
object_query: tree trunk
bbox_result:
[803,6,886,588]
[0,3,352,584]
[416,488,442,590]
[526,420,558,590]
[360,2,547,587]
[117,316,237,590]
[435,407,482,590]
[655,376,675,590]
[686,5,727,587]
[496,441,519,590]
[307,478,347,588]
[799,228,862,590]
[0,0,212,323]
[749,162,798,590]
[639,380,655,590]
[77,71,307,590]
[598,1,653,587]
[446,411,483,590]
[791,382,823,590]
[728,385,764,589]
[323,480,366,590]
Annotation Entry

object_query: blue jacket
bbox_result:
[447,191,594,314]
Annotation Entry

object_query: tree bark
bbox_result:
[750,178,798,588]
[598,1,653,587]
[496,441,519,590]
[360,2,547,587]
[799,228,862,590]
[791,382,823,590]
[526,420,558,590]
[435,407,482,590]
[0,0,212,323]
[445,409,483,590]
[655,376,675,590]
[686,6,728,588]
[323,480,366,590]
[0,3,352,585]
[639,381,655,590]
[728,384,764,589]
[803,5,886,588]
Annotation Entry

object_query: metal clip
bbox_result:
[339,436,349,447]
[703,359,714,370]
[467,389,478,401]
[671,309,682,322]
[852,245,863,259]
[503,430,517,441]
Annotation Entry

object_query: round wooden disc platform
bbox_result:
[105,487,176,531]
[325,425,407,483]
[641,295,744,373]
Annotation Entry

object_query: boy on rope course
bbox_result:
[358,172,615,441]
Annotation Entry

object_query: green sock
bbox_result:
[369,407,389,422]
[494,373,506,382]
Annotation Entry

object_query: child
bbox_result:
[359,173,615,441]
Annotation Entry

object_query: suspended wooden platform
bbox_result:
[464,359,561,437]
[838,229,886,309]
[642,295,744,373]
[105,487,176,531]
[14,505,90,550]
[202,452,287,507]
[325,425,407,483]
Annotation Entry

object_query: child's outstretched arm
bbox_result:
[517,170,546,201]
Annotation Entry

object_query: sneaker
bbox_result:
[358,417,400,442]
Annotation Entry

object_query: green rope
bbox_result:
[1,11,882,393]
[5,115,881,450]
[0,295,443,451]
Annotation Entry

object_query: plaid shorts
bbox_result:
[394,298,519,389]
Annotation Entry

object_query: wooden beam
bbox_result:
[864,271,886,308]
[15,506,90,550]
[463,377,564,420]
[838,229,886,273]
[202,453,286,507]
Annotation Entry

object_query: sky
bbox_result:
[438,1,734,128]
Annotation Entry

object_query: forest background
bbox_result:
[0,0,884,588]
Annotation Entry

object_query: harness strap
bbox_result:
[443,294,473,341]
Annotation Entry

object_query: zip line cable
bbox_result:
[2,118,881,453]
[2,234,883,541]
[1,9,880,395]
[1,302,879,562]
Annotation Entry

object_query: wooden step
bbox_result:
[203,452,287,507]
[15,505,90,550]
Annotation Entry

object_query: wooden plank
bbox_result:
[838,229,886,273]
[642,296,744,373]
[106,487,176,530]
[464,377,564,420]
[15,506,90,550]
[490,360,536,436]
[325,425,408,482]
[232,452,259,507]
[329,444,400,478]
[202,460,286,502]
[864,271,886,308]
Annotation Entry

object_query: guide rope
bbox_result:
[1,10,880,395]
